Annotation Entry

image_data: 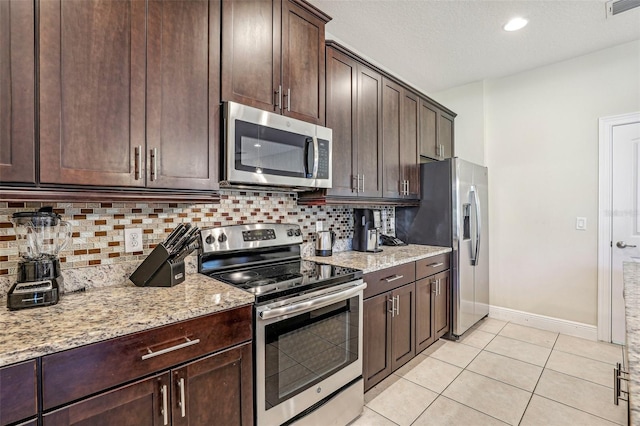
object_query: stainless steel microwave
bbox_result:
[221,101,332,190]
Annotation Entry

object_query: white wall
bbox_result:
[431,81,486,166]
[435,40,640,326]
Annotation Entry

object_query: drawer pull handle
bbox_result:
[384,274,404,283]
[141,337,200,360]
[427,262,444,268]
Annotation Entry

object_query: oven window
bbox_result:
[264,296,360,409]
[235,120,310,177]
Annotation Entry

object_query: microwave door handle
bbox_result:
[304,137,313,177]
[312,137,319,179]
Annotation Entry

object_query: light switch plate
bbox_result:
[576,217,587,231]
[124,228,143,253]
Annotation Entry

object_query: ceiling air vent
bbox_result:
[606,0,640,17]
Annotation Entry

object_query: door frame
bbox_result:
[597,111,640,342]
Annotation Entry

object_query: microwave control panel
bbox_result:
[317,139,330,179]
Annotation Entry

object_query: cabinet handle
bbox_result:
[395,295,400,316]
[406,180,410,195]
[141,337,200,360]
[614,362,629,405]
[150,148,158,181]
[361,174,365,192]
[432,280,437,293]
[178,376,186,417]
[275,85,282,110]
[160,384,169,425]
[437,279,441,296]
[353,175,359,193]
[384,274,404,283]
[427,262,444,268]
[388,297,395,317]
[134,146,142,180]
[287,88,291,111]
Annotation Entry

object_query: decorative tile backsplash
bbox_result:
[0,191,395,281]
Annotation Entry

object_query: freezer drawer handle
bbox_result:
[384,274,404,282]
[427,262,444,268]
[141,337,200,360]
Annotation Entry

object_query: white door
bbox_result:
[611,119,640,344]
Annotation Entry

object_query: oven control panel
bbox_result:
[200,223,303,253]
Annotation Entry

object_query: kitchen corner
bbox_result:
[623,262,640,423]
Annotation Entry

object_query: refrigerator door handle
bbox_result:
[471,186,481,265]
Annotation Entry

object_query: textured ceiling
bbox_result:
[308,0,640,94]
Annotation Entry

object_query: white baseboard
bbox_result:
[489,305,598,341]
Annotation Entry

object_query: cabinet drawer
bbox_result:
[42,305,252,410]
[0,359,37,425]
[416,253,450,279]
[364,263,415,299]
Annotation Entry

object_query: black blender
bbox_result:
[7,207,71,310]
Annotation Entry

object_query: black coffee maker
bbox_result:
[7,208,71,310]
[353,209,382,253]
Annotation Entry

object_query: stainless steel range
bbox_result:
[199,223,366,426]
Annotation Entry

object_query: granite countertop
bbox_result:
[624,262,640,422]
[304,244,452,273]
[0,274,254,368]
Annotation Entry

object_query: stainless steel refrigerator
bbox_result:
[396,158,489,338]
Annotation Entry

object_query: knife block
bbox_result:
[130,244,186,287]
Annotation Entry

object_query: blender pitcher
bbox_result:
[12,208,72,259]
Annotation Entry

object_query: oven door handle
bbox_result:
[258,282,367,320]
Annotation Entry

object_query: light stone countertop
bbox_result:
[0,273,254,368]
[624,261,640,422]
[304,244,452,273]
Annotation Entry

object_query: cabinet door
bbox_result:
[221,0,280,113]
[356,64,383,198]
[43,373,168,426]
[281,0,325,125]
[415,277,435,354]
[325,47,357,197]
[400,89,420,199]
[146,0,219,190]
[0,0,35,184]
[172,343,253,426]
[440,112,454,159]
[382,78,402,199]
[39,0,146,187]
[0,360,37,426]
[391,283,415,371]
[434,270,450,338]
[363,293,392,391]
[419,98,438,160]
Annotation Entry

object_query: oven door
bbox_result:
[224,101,332,189]
[255,280,365,426]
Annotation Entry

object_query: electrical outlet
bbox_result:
[576,217,587,231]
[124,228,143,253]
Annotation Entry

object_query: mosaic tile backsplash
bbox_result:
[0,191,395,284]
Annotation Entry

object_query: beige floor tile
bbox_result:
[554,335,623,364]
[498,323,558,348]
[472,317,508,334]
[520,395,619,426]
[419,338,447,356]
[442,370,531,425]
[429,340,482,368]
[348,407,399,426]
[412,396,509,426]
[466,350,543,392]
[364,373,401,405]
[484,335,552,367]
[458,328,496,349]
[402,356,463,393]
[534,369,627,425]
[546,350,615,387]
[366,378,438,426]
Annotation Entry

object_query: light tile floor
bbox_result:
[350,318,627,426]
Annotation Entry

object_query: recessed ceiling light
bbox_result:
[503,17,528,32]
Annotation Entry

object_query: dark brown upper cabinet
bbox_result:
[0,0,36,184]
[222,0,330,125]
[382,78,419,200]
[322,45,382,198]
[38,0,220,191]
[420,98,454,161]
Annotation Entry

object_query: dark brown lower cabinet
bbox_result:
[415,278,435,353]
[43,343,253,426]
[434,271,450,338]
[363,282,415,391]
[0,359,37,426]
